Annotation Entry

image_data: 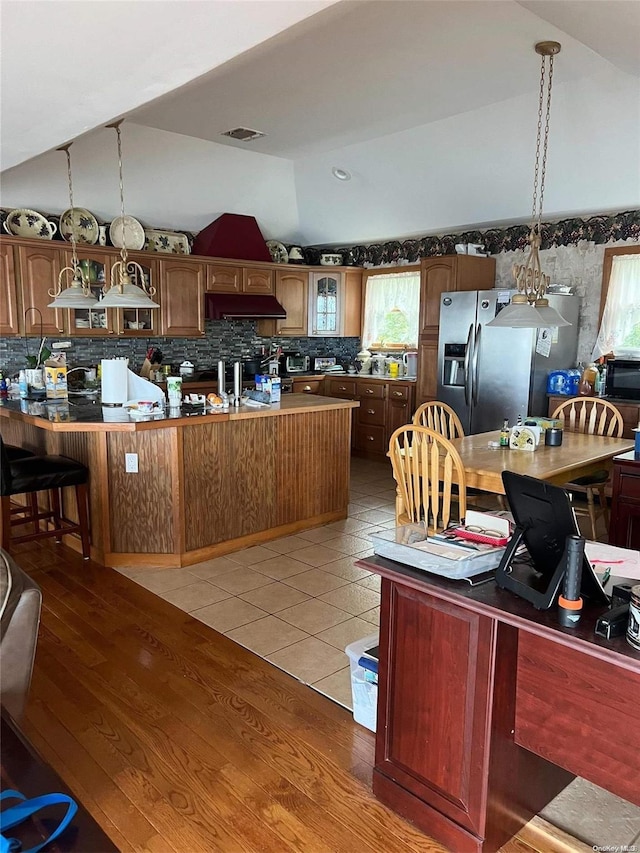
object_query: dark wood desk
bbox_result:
[356,555,640,853]
[1,710,117,852]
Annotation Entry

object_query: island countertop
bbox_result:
[0,394,358,432]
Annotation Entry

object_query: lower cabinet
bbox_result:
[292,378,323,394]
[325,377,415,459]
[609,452,640,548]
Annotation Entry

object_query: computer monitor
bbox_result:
[495,471,609,609]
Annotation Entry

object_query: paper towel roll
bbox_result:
[101,358,128,406]
[127,370,165,405]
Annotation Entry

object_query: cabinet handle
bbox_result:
[366,408,375,414]
[338,385,347,391]
[303,386,312,392]
[365,389,374,394]
[392,390,403,396]
[108,330,115,335]
[366,435,375,441]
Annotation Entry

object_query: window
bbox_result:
[592,248,640,359]
[362,269,420,350]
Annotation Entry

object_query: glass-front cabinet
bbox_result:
[309,272,342,336]
[112,256,160,336]
[59,249,112,335]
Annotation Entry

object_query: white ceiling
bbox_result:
[1,0,639,245]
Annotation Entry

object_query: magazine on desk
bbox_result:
[370,523,508,580]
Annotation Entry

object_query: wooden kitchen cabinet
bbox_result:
[609,451,640,548]
[0,243,20,336]
[272,269,309,336]
[159,259,205,337]
[292,378,324,394]
[416,255,495,405]
[326,376,415,459]
[206,263,274,294]
[243,267,274,294]
[17,243,67,336]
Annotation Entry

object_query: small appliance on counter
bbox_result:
[314,357,337,372]
[280,352,310,374]
[605,358,640,400]
[403,351,418,379]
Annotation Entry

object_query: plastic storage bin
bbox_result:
[345,633,379,732]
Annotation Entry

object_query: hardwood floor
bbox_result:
[9,537,580,853]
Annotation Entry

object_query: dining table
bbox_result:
[450,429,635,495]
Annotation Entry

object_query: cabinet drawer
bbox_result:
[357,382,385,399]
[358,399,386,426]
[355,424,387,453]
[327,379,356,397]
[293,379,323,394]
[388,384,411,402]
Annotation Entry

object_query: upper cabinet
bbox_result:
[273,269,309,336]
[0,242,19,336]
[17,243,67,336]
[308,270,363,337]
[206,262,274,294]
[159,259,205,337]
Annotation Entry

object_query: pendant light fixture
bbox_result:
[487,41,569,329]
[98,120,159,309]
[48,143,99,309]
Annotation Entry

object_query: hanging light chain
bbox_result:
[531,43,558,234]
[60,143,79,271]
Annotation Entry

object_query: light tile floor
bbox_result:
[117,455,640,848]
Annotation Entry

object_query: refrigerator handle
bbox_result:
[472,323,481,405]
[463,323,474,406]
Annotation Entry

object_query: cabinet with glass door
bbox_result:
[59,249,114,336]
[112,256,160,336]
[309,272,342,336]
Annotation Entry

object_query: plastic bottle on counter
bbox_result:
[0,373,7,400]
[499,418,510,447]
[18,369,28,398]
[578,362,597,396]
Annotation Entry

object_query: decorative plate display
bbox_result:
[109,215,145,250]
[60,207,99,245]
[3,208,57,240]
[144,229,190,254]
[266,240,289,264]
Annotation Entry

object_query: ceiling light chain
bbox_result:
[48,143,98,308]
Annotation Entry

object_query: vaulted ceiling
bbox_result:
[2,0,639,245]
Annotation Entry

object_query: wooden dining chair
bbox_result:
[388,425,467,531]
[551,397,624,539]
[412,401,464,441]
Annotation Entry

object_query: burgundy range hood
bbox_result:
[205,293,286,320]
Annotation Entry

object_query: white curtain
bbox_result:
[592,253,640,360]
[362,271,420,349]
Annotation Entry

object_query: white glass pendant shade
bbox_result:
[48,276,99,309]
[534,299,571,327]
[98,282,159,309]
[486,298,548,329]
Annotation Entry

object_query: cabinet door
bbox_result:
[419,258,456,334]
[387,384,414,437]
[309,272,341,336]
[206,264,242,293]
[0,244,19,335]
[343,269,363,337]
[243,267,274,294]
[18,244,67,336]
[58,249,114,336]
[274,270,308,336]
[416,341,438,403]
[159,260,205,337]
[377,581,495,836]
[292,379,323,394]
[115,257,162,337]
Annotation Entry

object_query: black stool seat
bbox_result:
[4,445,35,462]
[1,436,90,559]
[6,455,88,495]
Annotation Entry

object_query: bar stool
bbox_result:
[0,436,90,559]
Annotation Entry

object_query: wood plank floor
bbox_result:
[12,540,564,853]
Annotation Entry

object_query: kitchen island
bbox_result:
[0,395,358,568]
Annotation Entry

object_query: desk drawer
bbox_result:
[358,399,386,426]
[515,632,640,806]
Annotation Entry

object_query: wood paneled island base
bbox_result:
[357,554,640,853]
[0,395,358,568]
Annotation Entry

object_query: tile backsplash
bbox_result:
[0,320,359,375]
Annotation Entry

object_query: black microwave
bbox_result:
[605,358,640,400]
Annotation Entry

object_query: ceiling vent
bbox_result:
[221,127,266,142]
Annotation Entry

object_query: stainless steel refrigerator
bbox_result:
[436,290,579,434]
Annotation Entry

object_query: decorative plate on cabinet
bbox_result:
[266,240,288,264]
[144,229,190,254]
[3,208,57,240]
[109,215,145,250]
[60,207,99,245]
